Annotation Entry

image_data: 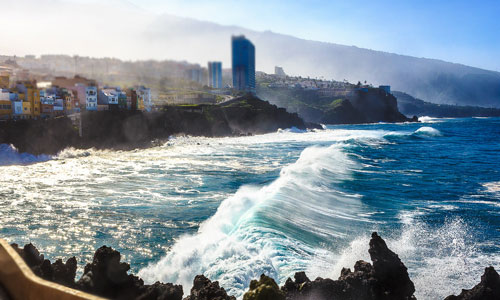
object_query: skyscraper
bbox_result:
[232,35,255,92]
[208,61,222,89]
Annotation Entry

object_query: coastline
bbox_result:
[0,96,321,156]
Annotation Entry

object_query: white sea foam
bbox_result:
[414,126,442,137]
[418,116,452,123]
[309,211,498,300]
[0,144,51,166]
[483,181,500,195]
[138,140,374,298]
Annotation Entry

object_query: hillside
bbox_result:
[257,86,413,125]
[3,8,500,108]
[394,91,500,118]
[145,14,500,108]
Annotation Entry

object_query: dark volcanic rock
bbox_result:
[243,274,285,300]
[75,245,146,299]
[0,95,317,155]
[11,243,77,287]
[445,266,500,300]
[184,275,235,300]
[137,282,183,300]
[368,232,416,299]
[281,232,416,300]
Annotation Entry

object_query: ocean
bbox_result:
[1,117,499,299]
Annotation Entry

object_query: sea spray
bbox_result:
[138,143,367,297]
[414,126,442,137]
[0,144,52,166]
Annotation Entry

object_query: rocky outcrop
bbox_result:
[243,274,285,300]
[11,243,77,287]
[258,86,417,125]
[184,275,235,300]
[0,95,320,155]
[10,233,498,300]
[277,232,415,300]
[445,267,500,300]
[75,246,183,300]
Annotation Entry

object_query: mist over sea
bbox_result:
[1,117,499,299]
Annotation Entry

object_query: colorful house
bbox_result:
[0,100,12,119]
[85,86,97,111]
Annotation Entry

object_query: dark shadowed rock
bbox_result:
[10,243,77,287]
[280,232,416,300]
[184,275,235,300]
[75,245,144,299]
[136,282,183,300]
[243,274,285,300]
[445,267,500,300]
[368,232,416,299]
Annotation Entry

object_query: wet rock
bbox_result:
[368,232,416,299]
[184,275,235,300]
[10,243,77,287]
[279,232,416,300]
[137,282,183,300]
[75,245,144,299]
[243,274,285,300]
[445,266,500,300]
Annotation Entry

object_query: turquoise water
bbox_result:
[0,117,499,299]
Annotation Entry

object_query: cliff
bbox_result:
[0,95,319,155]
[9,232,498,300]
[394,91,500,118]
[257,86,415,125]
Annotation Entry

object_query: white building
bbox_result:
[86,86,97,111]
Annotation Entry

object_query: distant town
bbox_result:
[0,35,390,120]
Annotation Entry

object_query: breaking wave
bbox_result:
[414,126,442,137]
[0,144,51,166]
[139,142,366,297]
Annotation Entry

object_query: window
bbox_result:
[24,107,27,111]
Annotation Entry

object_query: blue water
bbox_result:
[0,117,499,299]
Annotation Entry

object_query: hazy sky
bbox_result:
[1,0,499,72]
[125,0,500,72]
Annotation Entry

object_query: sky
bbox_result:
[1,0,499,72]
[123,0,500,72]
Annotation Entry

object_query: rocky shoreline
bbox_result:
[0,95,321,156]
[9,232,499,300]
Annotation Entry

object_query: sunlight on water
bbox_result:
[1,118,499,298]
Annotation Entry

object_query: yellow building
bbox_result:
[26,87,40,117]
[0,100,12,119]
[0,75,9,89]
[137,94,145,111]
[64,94,73,111]
[22,101,32,118]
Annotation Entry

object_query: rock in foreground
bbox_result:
[445,266,500,300]
[9,232,498,300]
[278,232,416,300]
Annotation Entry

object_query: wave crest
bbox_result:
[0,144,51,166]
[414,127,442,137]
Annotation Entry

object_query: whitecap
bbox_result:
[0,144,51,166]
[414,126,442,137]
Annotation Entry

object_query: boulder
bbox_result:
[445,266,500,300]
[75,245,144,299]
[10,243,77,287]
[243,274,285,300]
[278,232,416,300]
[184,275,235,300]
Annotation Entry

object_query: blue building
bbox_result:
[232,35,255,92]
[208,61,222,89]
